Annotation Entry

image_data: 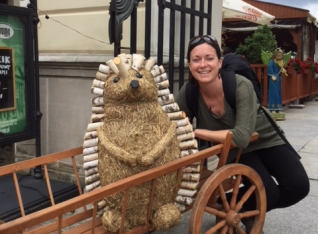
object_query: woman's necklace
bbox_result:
[201,92,224,117]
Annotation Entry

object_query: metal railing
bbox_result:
[109,0,214,93]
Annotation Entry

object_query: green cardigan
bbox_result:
[176,74,285,162]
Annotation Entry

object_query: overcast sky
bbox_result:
[259,0,318,19]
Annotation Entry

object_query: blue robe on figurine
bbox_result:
[267,60,283,111]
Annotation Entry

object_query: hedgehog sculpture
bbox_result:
[83,54,201,233]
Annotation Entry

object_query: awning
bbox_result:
[223,0,275,25]
[222,18,303,32]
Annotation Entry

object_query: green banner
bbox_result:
[0,15,26,135]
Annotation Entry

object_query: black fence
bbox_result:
[109,0,214,93]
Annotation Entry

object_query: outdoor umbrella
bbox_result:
[223,0,275,25]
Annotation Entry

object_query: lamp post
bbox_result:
[28,0,43,181]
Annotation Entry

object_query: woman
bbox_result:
[176,35,310,233]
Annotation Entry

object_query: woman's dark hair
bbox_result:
[187,35,222,86]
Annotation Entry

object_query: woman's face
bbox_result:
[188,43,222,84]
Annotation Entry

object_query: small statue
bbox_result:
[261,48,291,117]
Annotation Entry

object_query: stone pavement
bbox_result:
[153,98,318,234]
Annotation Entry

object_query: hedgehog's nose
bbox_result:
[130,80,139,89]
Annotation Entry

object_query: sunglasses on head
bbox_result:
[189,35,218,47]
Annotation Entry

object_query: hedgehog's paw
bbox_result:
[102,209,130,233]
[152,203,181,230]
[139,155,155,166]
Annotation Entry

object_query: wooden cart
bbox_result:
[0,132,266,234]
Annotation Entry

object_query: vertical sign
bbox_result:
[0,13,28,137]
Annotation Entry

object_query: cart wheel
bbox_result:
[189,164,266,234]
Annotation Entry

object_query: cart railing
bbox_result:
[0,140,230,234]
[0,132,260,234]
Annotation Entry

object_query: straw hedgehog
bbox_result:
[96,54,181,233]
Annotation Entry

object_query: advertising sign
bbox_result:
[0,47,16,112]
[0,5,36,145]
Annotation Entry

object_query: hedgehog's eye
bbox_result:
[113,77,120,83]
[136,73,142,78]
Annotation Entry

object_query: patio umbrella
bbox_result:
[223,0,275,25]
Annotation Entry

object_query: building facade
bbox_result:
[1,0,223,183]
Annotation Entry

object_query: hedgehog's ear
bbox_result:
[106,59,119,75]
[118,53,132,70]
[113,57,129,77]
[132,54,146,72]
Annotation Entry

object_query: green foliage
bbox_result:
[236,25,277,64]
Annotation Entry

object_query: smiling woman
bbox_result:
[176,34,310,234]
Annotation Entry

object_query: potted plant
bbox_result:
[236,25,277,64]
[303,57,318,75]
[287,58,305,74]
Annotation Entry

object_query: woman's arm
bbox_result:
[194,129,237,146]
[176,76,257,149]
[231,76,258,148]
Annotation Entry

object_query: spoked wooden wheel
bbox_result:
[189,164,266,234]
